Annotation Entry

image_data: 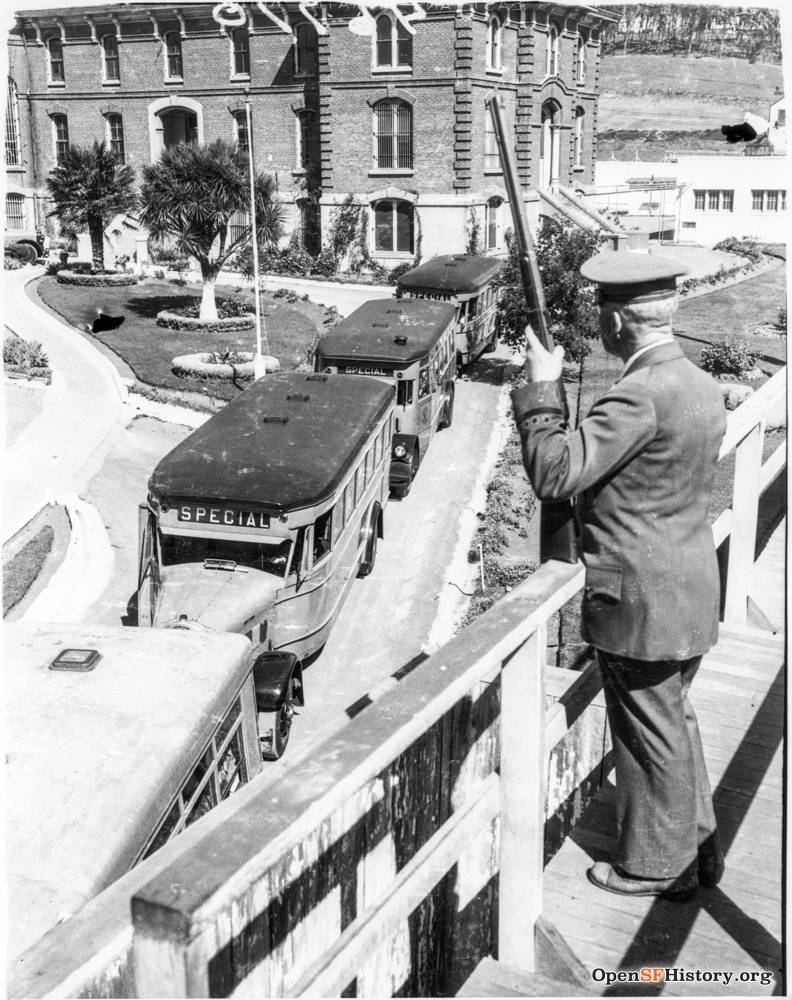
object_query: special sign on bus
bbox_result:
[178,504,271,528]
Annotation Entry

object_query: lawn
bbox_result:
[35,276,326,402]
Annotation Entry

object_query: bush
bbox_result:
[386,261,415,285]
[156,309,254,332]
[44,261,64,276]
[700,337,761,378]
[4,331,49,368]
[776,306,787,334]
[712,236,763,262]
[311,247,338,277]
[4,257,24,271]
[6,243,34,261]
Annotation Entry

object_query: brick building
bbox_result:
[6,2,617,266]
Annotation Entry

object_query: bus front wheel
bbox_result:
[261,683,296,760]
[357,504,380,577]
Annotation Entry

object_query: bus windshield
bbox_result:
[160,533,293,577]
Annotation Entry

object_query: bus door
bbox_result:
[417,363,433,439]
[137,503,161,627]
[395,369,415,435]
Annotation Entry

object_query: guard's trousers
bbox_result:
[597,650,719,879]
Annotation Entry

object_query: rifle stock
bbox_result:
[487,95,578,564]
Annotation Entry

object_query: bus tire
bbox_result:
[397,448,419,499]
[357,503,380,577]
[261,679,297,761]
[439,386,455,430]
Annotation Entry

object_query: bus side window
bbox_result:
[397,380,413,406]
[333,492,345,544]
[362,449,370,489]
[289,528,306,579]
[418,366,430,399]
[313,509,332,562]
[353,468,361,508]
[469,296,479,319]
[374,432,381,469]
[343,483,353,526]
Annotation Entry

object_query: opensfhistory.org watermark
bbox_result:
[592,967,776,988]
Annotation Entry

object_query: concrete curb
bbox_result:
[22,495,115,624]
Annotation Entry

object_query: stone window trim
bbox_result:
[544,23,560,79]
[366,88,416,109]
[371,197,415,256]
[485,14,503,73]
[148,95,204,162]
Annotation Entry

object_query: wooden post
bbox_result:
[131,897,212,999]
[498,623,546,972]
[724,419,764,625]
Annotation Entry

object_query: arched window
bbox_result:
[374,99,412,170]
[52,113,69,163]
[6,77,20,166]
[102,34,120,81]
[48,36,65,83]
[485,196,503,250]
[573,106,584,167]
[545,25,559,77]
[159,107,197,148]
[374,13,412,70]
[486,15,502,71]
[294,23,317,76]
[374,199,414,253]
[106,113,125,161]
[231,28,249,77]
[577,32,587,83]
[164,32,183,80]
[6,192,25,231]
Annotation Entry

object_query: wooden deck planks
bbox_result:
[749,521,786,630]
[542,613,784,998]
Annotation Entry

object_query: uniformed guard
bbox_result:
[512,251,727,899]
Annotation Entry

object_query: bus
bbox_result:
[314,298,457,498]
[397,254,504,369]
[138,372,395,664]
[5,623,302,959]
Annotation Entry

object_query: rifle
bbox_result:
[486,95,578,565]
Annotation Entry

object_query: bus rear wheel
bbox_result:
[357,503,380,577]
[439,386,455,429]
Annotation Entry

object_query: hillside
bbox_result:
[597,53,784,160]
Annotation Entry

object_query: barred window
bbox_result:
[374,199,414,253]
[375,13,411,69]
[165,32,183,79]
[52,114,69,163]
[298,199,321,255]
[48,36,65,83]
[102,34,120,81]
[6,78,20,166]
[374,99,412,170]
[6,193,25,231]
[486,16,502,70]
[721,190,733,212]
[294,23,317,75]
[752,189,785,212]
[229,209,249,243]
[694,190,705,210]
[231,28,249,76]
[573,106,584,167]
[107,113,125,161]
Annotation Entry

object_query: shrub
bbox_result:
[776,306,787,334]
[311,247,338,277]
[153,268,165,280]
[166,297,253,320]
[156,310,254,333]
[4,331,49,368]
[44,261,65,276]
[712,236,763,262]
[700,337,761,378]
[57,269,138,286]
[4,257,24,271]
[6,243,33,261]
[387,261,415,285]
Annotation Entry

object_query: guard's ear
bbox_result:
[609,310,623,337]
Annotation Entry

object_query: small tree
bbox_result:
[46,141,138,272]
[139,139,285,320]
[495,221,604,362]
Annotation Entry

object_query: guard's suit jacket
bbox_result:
[512,340,727,661]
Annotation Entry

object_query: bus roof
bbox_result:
[316,299,457,365]
[397,254,504,295]
[6,624,252,959]
[148,373,395,513]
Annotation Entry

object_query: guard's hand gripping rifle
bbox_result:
[486,95,578,564]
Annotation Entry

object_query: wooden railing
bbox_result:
[9,368,786,999]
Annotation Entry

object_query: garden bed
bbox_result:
[33,275,326,402]
[57,269,138,287]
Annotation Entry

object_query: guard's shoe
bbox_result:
[698,841,725,887]
[586,862,698,901]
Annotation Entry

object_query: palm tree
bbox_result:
[46,141,138,272]
[139,139,285,320]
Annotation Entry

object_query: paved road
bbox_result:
[82,350,514,768]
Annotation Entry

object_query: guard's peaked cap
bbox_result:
[580,251,689,302]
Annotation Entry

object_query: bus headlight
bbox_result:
[394,444,407,459]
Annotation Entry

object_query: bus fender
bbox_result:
[253,651,304,710]
[389,434,419,489]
